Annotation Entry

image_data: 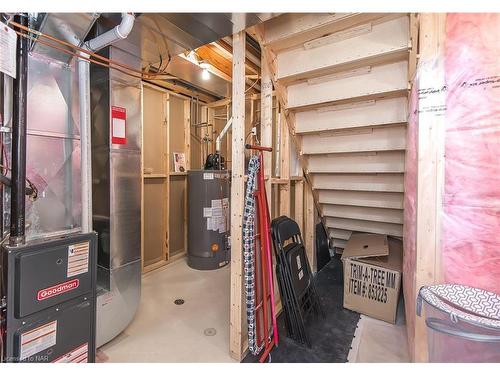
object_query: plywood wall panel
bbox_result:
[295,97,408,134]
[287,60,408,110]
[322,204,404,224]
[278,16,410,81]
[301,125,406,154]
[325,217,403,237]
[312,173,404,192]
[307,151,406,174]
[318,190,404,209]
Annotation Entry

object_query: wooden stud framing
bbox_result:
[229,30,246,361]
[141,82,195,272]
[409,13,446,363]
[255,24,324,228]
[142,83,170,271]
[261,54,273,209]
[305,185,316,272]
[278,107,291,217]
[294,180,304,234]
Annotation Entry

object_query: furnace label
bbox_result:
[37,279,80,301]
[67,241,90,277]
[19,320,57,361]
[52,343,88,363]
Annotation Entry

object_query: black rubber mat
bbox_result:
[242,257,360,363]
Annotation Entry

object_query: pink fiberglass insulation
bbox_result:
[443,14,500,294]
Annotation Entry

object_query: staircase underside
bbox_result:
[260,13,415,251]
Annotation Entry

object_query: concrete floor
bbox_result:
[97,258,235,363]
[97,256,408,363]
[348,300,410,362]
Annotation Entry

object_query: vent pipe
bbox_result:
[9,14,29,246]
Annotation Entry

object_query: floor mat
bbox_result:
[242,257,360,363]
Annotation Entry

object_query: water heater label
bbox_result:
[111,106,127,144]
[67,242,90,277]
[19,320,57,361]
[37,279,80,301]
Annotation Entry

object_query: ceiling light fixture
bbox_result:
[200,62,211,81]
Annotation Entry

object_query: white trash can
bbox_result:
[417,284,500,363]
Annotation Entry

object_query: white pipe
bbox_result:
[86,13,135,52]
[216,117,233,153]
[79,56,92,233]
[79,13,135,232]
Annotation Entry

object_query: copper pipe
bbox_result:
[9,20,173,80]
[14,31,145,80]
[245,144,273,152]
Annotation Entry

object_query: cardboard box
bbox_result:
[341,234,402,323]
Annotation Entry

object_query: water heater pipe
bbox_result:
[79,13,135,233]
[215,116,232,153]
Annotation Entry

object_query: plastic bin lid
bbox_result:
[419,284,500,329]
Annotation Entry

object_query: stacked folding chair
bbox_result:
[271,216,324,347]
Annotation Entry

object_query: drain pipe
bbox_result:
[79,13,135,233]
[215,117,233,153]
[9,14,29,246]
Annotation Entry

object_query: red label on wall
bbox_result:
[111,106,126,145]
[37,279,80,301]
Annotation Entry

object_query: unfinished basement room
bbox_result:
[0,1,499,369]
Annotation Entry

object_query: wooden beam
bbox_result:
[143,79,216,103]
[408,13,420,84]
[196,44,233,79]
[229,30,246,362]
[215,38,261,75]
[305,185,316,272]
[279,107,291,217]
[260,54,273,210]
[409,13,446,363]
[255,24,324,225]
[294,180,304,234]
